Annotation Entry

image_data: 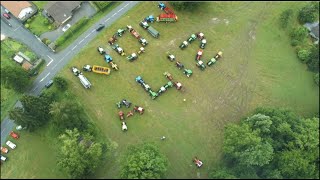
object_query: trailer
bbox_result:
[78,74,92,89]
[92,65,111,75]
[157,13,178,22]
[147,26,160,38]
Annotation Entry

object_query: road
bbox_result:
[1,1,139,145]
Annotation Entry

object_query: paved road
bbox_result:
[1,1,139,145]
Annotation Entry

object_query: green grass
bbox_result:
[1,1,319,179]
[55,2,121,52]
[27,12,54,37]
[33,1,47,9]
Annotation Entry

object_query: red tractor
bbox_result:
[118,111,125,120]
[108,34,117,45]
[195,49,203,61]
[10,131,19,139]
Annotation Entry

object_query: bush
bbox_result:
[48,25,52,30]
[42,38,48,44]
[27,19,32,23]
[25,24,30,28]
[290,27,308,41]
[298,5,317,24]
[45,39,51,45]
[307,45,320,72]
[291,39,300,46]
[43,18,49,25]
[314,73,319,86]
[279,9,293,28]
[297,49,311,63]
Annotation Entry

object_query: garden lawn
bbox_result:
[1,1,318,179]
[33,1,47,9]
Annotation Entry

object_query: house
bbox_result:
[0,1,35,22]
[304,22,319,45]
[13,52,33,70]
[44,1,82,26]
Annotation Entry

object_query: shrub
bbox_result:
[27,18,32,23]
[279,9,293,28]
[48,25,52,30]
[298,5,317,24]
[291,39,300,46]
[25,24,30,28]
[290,27,308,41]
[314,73,319,86]
[42,38,48,44]
[297,49,311,63]
[45,39,51,45]
[43,18,49,25]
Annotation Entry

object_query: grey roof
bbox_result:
[44,1,81,24]
[310,25,319,39]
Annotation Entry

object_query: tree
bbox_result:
[209,167,237,179]
[9,95,51,131]
[58,128,103,178]
[297,49,311,63]
[120,143,168,179]
[223,124,274,167]
[298,5,317,24]
[53,76,68,90]
[1,65,30,92]
[314,73,319,86]
[169,2,200,11]
[279,9,293,28]
[290,27,308,41]
[307,45,319,72]
[49,100,88,132]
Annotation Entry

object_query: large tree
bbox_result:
[57,128,103,179]
[120,143,168,179]
[9,95,52,131]
[53,76,68,91]
[49,100,88,132]
[298,4,317,24]
[169,2,200,11]
[1,65,30,92]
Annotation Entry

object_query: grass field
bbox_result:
[1,1,318,179]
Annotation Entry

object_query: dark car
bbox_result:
[96,24,105,31]
[45,80,54,88]
[3,13,10,19]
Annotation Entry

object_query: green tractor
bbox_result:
[111,44,125,56]
[127,53,138,61]
[164,81,173,89]
[149,90,158,99]
[139,21,149,29]
[179,41,188,49]
[196,60,206,70]
[207,57,217,66]
[139,38,148,46]
[187,34,197,43]
[117,28,126,37]
[183,69,193,77]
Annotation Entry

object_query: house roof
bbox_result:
[0,1,32,18]
[13,55,24,64]
[44,1,81,24]
[311,24,319,39]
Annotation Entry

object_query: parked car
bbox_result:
[1,146,8,154]
[45,80,54,88]
[1,155,7,161]
[6,141,16,150]
[62,24,71,32]
[10,131,19,139]
[96,24,105,31]
[3,13,10,19]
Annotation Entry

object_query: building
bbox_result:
[0,1,35,22]
[304,22,319,45]
[44,1,82,26]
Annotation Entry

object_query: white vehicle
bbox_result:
[121,122,127,131]
[62,24,71,32]
[78,74,91,89]
[6,141,16,149]
[1,155,7,161]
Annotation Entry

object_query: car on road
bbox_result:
[45,80,54,88]
[1,146,8,154]
[1,155,7,161]
[96,24,105,31]
[3,13,10,19]
[6,141,16,149]
[62,24,71,32]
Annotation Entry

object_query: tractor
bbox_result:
[71,67,81,76]
[117,28,126,37]
[163,72,173,81]
[149,90,158,99]
[83,64,92,72]
[138,47,145,55]
[158,2,166,10]
[139,38,148,46]
[214,51,223,60]
[196,60,206,70]
[105,54,119,70]
[116,101,122,109]
[109,62,119,71]
[196,32,205,40]
[167,53,175,61]
[188,34,197,43]
[119,111,125,120]
[164,81,173,89]
[111,44,125,56]
[122,99,132,108]
[10,131,19,139]
[133,106,145,114]
[121,121,128,131]
[179,41,188,49]
[183,69,193,77]
[142,83,151,91]
[207,57,217,66]
[104,54,113,62]
[139,21,149,29]
[193,157,203,168]
[135,76,144,84]
[108,34,117,45]
[97,46,105,54]
[200,39,206,49]
[127,53,138,61]
[157,86,166,95]
[174,82,182,90]
[195,49,203,61]
[176,61,184,69]
[145,15,155,23]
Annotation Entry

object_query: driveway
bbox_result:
[40,2,97,42]
[1,1,139,145]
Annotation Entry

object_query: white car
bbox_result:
[62,24,71,32]
[6,141,16,149]
[1,155,7,161]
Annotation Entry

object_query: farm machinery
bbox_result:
[157,2,178,22]
[179,41,188,49]
[195,49,206,70]
[139,38,148,46]
[196,32,205,40]
[117,28,126,37]
[167,52,175,61]
[163,72,183,90]
[127,53,138,61]
[183,69,193,77]
[118,111,125,120]
[108,34,117,45]
[157,81,173,95]
[207,51,223,66]
[200,39,207,49]
[71,67,92,89]
[144,15,155,23]
[137,47,145,55]
[136,76,158,99]
[176,61,184,69]
[188,34,197,43]
[83,64,110,75]
[139,20,160,38]
[111,44,125,56]
[104,54,119,71]
[195,49,203,61]
[97,46,105,54]
[127,25,141,39]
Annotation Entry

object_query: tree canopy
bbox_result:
[120,143,168,179]
[1,65,30,92]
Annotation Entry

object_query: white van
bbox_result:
[1,155,7,161]
[6,141,16,149]
[78,74,91,89]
